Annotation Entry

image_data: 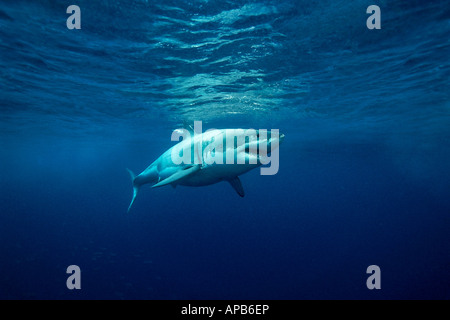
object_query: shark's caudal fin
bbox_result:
[126,168,140,213]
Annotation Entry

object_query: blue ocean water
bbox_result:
[0,0,449,300]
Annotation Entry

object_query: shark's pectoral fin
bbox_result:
[152,165,200,188]
[228,177,245,197]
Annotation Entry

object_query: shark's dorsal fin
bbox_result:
[182,120,195,134]
[228,177,245,197]
[152,165,200,188]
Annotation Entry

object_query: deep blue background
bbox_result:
[1,0,449,299]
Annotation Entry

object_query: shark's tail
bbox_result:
[126,168,140,213]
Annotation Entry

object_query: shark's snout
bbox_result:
[268,131,284,146]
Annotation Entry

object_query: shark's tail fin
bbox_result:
[126,168,140,213]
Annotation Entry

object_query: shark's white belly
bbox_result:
[179,163,260,186]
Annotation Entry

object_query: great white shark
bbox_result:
[127,128,284,212]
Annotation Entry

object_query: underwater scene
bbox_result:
[0,0,449,299]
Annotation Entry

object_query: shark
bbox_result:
[127,128,284,212]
